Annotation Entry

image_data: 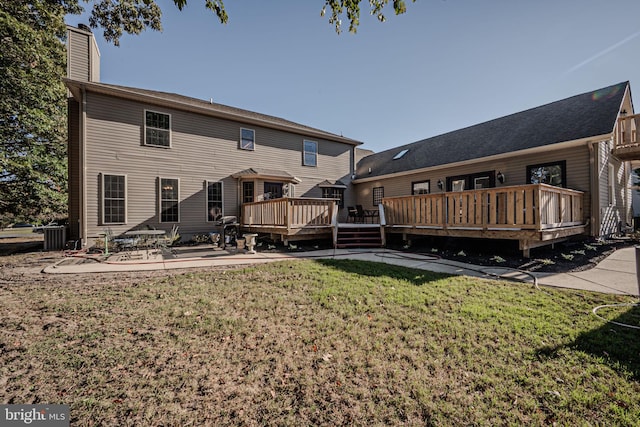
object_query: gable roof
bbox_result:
[231,168,301,183]
[356,82,629,180]
[64,79,362,146]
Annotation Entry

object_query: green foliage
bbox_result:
[80,0,413,45]
[321,0,414,33]
[0,0,71,223]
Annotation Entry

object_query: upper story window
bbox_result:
[207,181,223,221]
[527,161,566,187]
[145,110,171,147]
[159,178,179,223]
[412,180,430,195]
[303,140,317,167]
[240,128,255,151]
[102,174,126,224]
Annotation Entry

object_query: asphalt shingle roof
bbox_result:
[356,82,629,179]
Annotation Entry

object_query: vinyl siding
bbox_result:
[82,92,352,238]
[356,145,592,221]
[67,30,90,82]
[598,138,632,236]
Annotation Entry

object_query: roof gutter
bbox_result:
[352,133,612,184]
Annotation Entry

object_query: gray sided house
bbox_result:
[354,82,638,255]
[66,26,360,245]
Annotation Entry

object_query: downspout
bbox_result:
[588,140,600,237]
[80,87,88,246]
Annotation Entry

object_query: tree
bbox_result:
[82,0,415,45]
[0,0,78,224]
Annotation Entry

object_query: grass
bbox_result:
[1,259,639,425]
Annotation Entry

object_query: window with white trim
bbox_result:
[303,140,317,166]
[145,110,171,147]
[242,181,254,203]
[160,178,179,223]
[102,174,126,224]
[373,186,384,205]
[207,181,224,221]
[240,128,255,150]
[322,187,345,208]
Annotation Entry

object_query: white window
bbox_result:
[303,140,317,166]
[240,128,255,150]
[207,181,224,221]
[144,110,171,147]
[159,178,179,223]
[322,187,345,208]
[373,186,384,205]
[102,174,126,224]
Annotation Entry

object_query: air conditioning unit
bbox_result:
[44,226,67,251]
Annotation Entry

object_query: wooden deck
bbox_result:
[613,113,640,160]
[240,197,338,244]
[381,184,587,256]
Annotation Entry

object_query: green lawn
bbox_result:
[1,259,638,425]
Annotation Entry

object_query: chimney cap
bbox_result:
[78,23,92,32]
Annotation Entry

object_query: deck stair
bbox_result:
[335,224,383,248]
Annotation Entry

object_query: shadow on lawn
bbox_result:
[315,258,454,287]
[538,305,640,380]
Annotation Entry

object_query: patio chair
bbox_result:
[347,206,361,223]
[356,205,375,223]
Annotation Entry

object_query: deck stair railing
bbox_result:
[382,184,583,231]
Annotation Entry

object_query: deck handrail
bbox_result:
[382,184,583,231]
[616,114,639,149]
[241,197,337,229]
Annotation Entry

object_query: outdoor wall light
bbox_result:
[497,171,505,184]
[437,179,444,190]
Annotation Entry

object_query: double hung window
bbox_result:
[207,181,223,221]
[160,178,179,222]
[145,111,171,147]
[102,174,126,224]
[240,128,255,150]
[303,140,317,166]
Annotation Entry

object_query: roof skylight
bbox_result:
[393,149,409,160]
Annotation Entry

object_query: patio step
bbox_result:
[335,225,383,248]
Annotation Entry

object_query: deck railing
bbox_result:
[382,184,583,231]
[616,113,639,148]
[241,197,337,229]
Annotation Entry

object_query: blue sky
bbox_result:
[66,0,640,153]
